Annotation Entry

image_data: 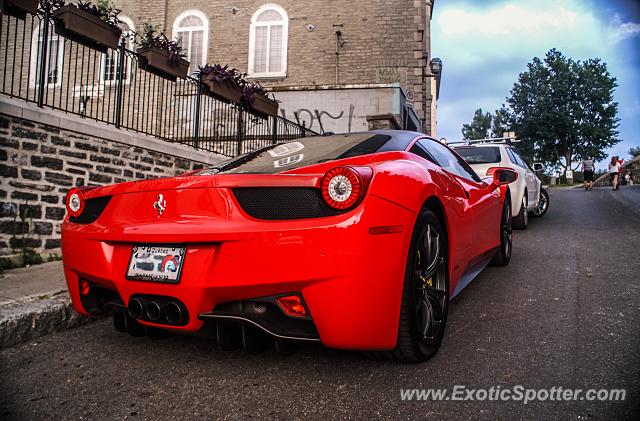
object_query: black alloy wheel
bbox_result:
[491,198,513,266]
[532,189,549,217]
[386,209,449,362]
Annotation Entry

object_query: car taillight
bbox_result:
[321,166,370,210]
[66,187,85,218]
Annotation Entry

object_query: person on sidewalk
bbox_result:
[582,157,595,190]
[608,155,621,191]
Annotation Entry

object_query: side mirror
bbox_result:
[532,162,544,172]
[492,168,518,187]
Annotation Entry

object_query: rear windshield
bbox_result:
[454,146,501,164]
[199,133,393,174]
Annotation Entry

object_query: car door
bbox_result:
[408,140,474,287]
[417,139,501,278]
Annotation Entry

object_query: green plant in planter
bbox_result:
[240,80,267,106]
[196,64,244,102]
[137,22,185,64]
[197,64,242,85]
[45,0,122,51]
[42,0,121,26]
[240,80,279,117]
[76,0,121,26]
[135,21,189,80]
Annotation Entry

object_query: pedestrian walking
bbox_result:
[582,157,595,190]
[608,156,621,191]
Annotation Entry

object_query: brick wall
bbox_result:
[0,100,223,257]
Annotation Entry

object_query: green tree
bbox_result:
[629,147,640,158]
[491,106,510,138]
[506,49,620,172]
[462,108,492,140]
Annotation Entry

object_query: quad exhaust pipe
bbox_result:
[127,297,187,326]
[128,298,145,319]
[165,301,183,325]
[146,301,162,321]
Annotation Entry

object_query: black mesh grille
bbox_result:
[233,188,342,220]
[69,196,111,224]
[213,300,319,339]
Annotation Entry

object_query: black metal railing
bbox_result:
[0,8,317,157]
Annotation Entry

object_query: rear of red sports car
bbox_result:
[61,132,424,351]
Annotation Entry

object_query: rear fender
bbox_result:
[367,158,467,296]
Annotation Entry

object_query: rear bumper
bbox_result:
[61,194,416,350]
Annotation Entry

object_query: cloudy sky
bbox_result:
[431,0,640,168]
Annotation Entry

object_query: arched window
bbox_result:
[29,22,64,87]
[102,16,135,83]
[249,4,288,78]
[172,11,208,73]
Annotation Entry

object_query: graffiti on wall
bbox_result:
[280,104,356,134]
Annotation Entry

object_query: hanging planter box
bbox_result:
[52,5,121,53]
[202,76,242,104]
[138,47,189,82]
[247,93,279,117]
[2,0,39,20]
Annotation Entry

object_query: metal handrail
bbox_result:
[0,8,318,157]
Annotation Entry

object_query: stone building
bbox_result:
[108,0,440,134]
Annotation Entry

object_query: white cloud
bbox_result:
[438,4,581,37]
[607,14,640,42]
[434,0,605,62]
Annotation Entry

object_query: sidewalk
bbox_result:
[0,261,94,348]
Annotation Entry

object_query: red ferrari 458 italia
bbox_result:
[62,131,517,361]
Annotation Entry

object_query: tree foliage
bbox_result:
[461,109,492,140]
[629,147,640,158]
[462,107,512,140]
[506,49,620,171]
[491,106,510,139]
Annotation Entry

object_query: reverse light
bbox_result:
[277,295,307,318]
[66,187,85,218]
[321,166,370,210]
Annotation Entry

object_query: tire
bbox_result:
[531,189,549,217]
[384,208,449,362]
[490,197,513,267]
[512,193,528,230]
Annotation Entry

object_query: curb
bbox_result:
[0,289,97,348]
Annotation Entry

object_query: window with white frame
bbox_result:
[29,22,64,87]
[172,11,208,74]
[102,16,135,83]
[249,5,288,78]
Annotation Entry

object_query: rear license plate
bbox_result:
[126,245,186,283]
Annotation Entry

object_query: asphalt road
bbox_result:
[2,186,639,420]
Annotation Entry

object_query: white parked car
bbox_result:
[452,142,548,229]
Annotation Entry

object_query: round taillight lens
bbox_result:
[66,188,84,217]
[321,167,363,210]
